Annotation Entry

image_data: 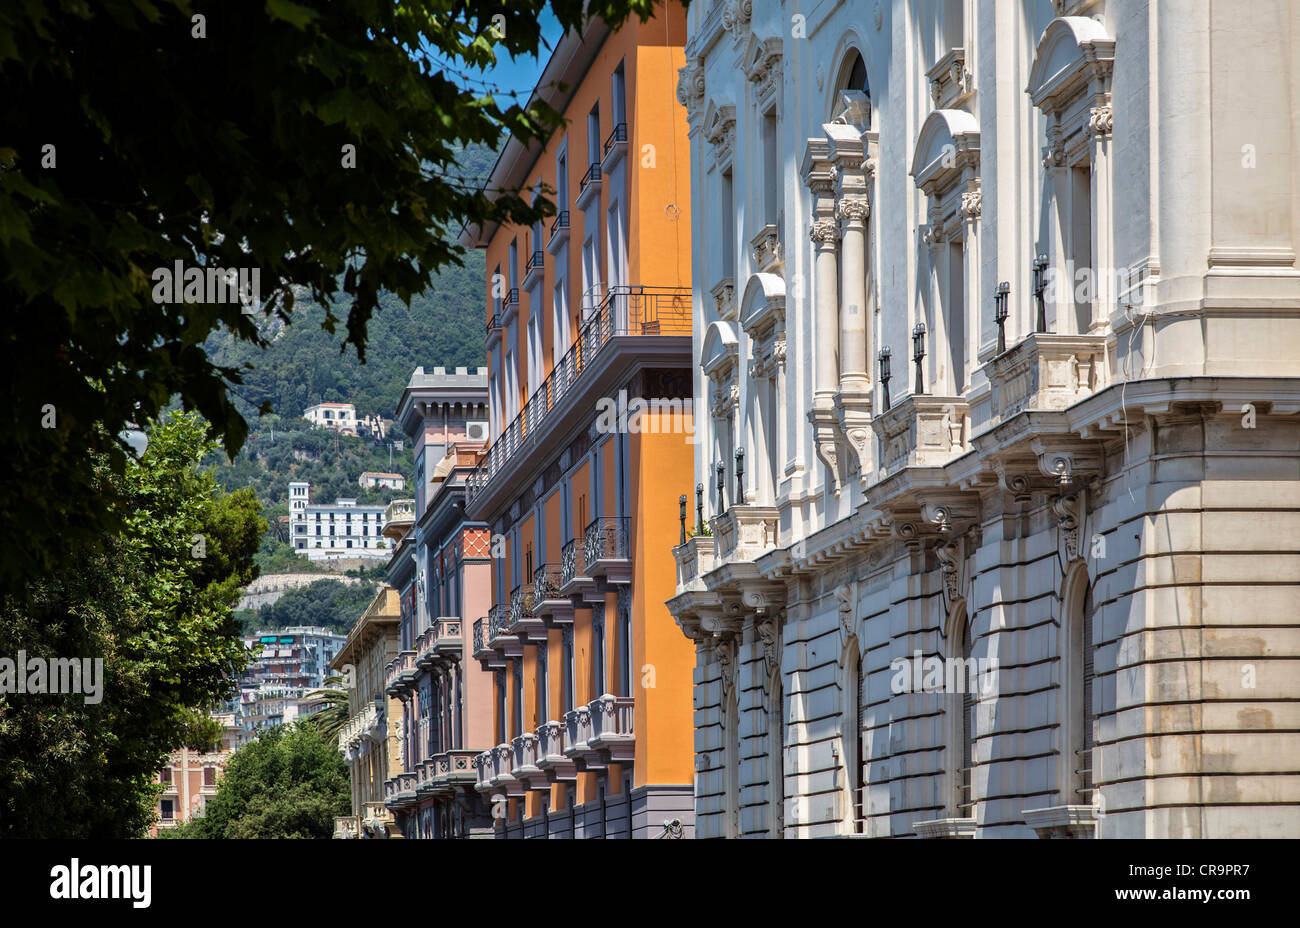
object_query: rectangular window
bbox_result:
[513,662,524,737]
[721,169,735,272]
[611,62,626,126]
[947,240,966,393]
[203,767,216,787]
[159,769,171,785]
[1069,164,1093,335]
[587,103,600,167]
[762,112,779,226]
[160,799,174,820]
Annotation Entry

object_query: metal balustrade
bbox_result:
[466,286,691,507]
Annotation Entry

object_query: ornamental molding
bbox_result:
[704,102,737,165]
[676,59,706,121]
[1085,103,1114,140]
[838,195,870,225]
[743,35,783,108]
[809,217,839,245]
[721,0,753,41]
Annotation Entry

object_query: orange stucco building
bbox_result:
[460,7,696,838]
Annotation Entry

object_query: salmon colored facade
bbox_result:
[461,8,697,838]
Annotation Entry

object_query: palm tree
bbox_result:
[303,674,349,744]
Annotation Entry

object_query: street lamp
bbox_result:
[994,281,1010,354]
[1032,254,1048,333]
[878,347,892,412]
[911,322,927,396]
[734,448,745,506]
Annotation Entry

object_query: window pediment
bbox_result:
[739,272,786,338]
[1027,16,1115,116]
[910,108,980,196]
[701,320,740,377]
[704,101,737,166]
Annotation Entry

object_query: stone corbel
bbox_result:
[1051,490,1086,562]
[810,404,842,496]
[1031,438,1103,489]
[992,455,1057,504]
[934,536,965,611]
[835,581,858,644]
[756,617,780,692]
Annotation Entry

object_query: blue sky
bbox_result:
[449,8,565,106]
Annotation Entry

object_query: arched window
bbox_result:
[841,639,865,834]
[1063,566,1097,805]
[724,681,740,838]
[946,603,976,820]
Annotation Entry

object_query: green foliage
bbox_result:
[0,412,264,837]
[165,723,350,839]
[0,0,669,599]
[243,579,378,635]
[206,416,412,509]
[301,676,350,744]
[209,281,487,422]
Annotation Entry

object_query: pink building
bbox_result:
[380,366,496,838]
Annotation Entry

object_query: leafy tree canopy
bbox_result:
[0,412,263,837]
[163,722,349,839]
[0,0,667,597]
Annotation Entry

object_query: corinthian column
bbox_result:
[838,195,870,386]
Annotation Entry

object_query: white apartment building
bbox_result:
[359,472,407,491]
[669,0,1300,838]
[304,402,359,434]
[288,481,389,560]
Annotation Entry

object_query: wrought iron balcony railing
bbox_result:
[603,123,628,157]
[526,250,545,275]
[466,286,690,507]
[584,516,631,583]
[560,537,590,593]
[579,162,602,196]
[549,210,569,239]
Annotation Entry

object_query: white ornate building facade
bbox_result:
[669,0,1300,838]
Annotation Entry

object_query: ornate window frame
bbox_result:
[911,109,982,390]
[1028,15,1116,335]
[740,273,787,503]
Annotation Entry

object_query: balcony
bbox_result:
[507,584,546,642]
[383,650,418,697]
[510,732,546,789]
[491,743,525,796]
[588,694,635,763]
[471,617,499,666]
[337,701,383,757]
[711,505,778,566]
[486,311,501,338]
[563,704,604,771]
[547,210,570,254]
[473,750,493,795]
[871,394,970,478]
[532,563,572,626]
[465,286,691,516]
[535,720,577,781]
[502,287,520,327]
[601,122,628,173]
[487,602,522,658]
[576,162,602,210]
[583,516,631,584]
[750,223,783,273]
[333,815,361,839]
[432,618,462,658]
[384,771,419,810]
[673,533,716,592]
[986,333,1108,427]
[428,749,480,791]
[560,537,591,597]
[523,250,545,291]
[382,499,416,541]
